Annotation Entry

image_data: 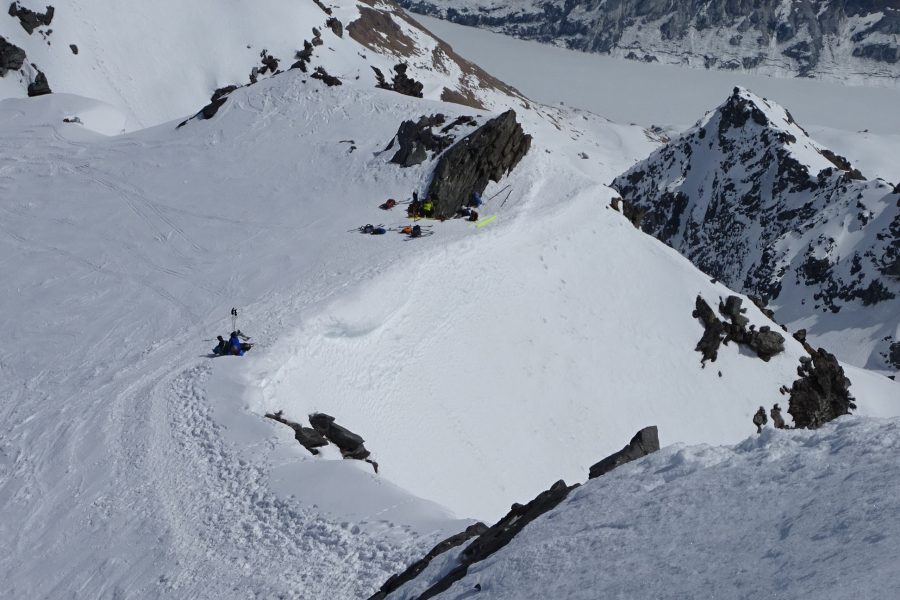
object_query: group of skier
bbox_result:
[361,190,486,239]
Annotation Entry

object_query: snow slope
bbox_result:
[1,5,899,598]
[381,416,900,600]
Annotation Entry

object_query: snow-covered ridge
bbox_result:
[612,87,900,373]
[377,416,900,600]
[0,0,525,128]
[397,0,900,87]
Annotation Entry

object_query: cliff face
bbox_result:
[398,0,900,85]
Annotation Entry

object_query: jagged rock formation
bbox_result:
[589,426,659,479]
[0,35,26,76]
[385,113,476,167]
[372,428,660,599]
[9,2,54,35]
[373,62,424,98]
[788,348,857,429]
[397,0,900,85]
[614,88,899,371]
[264,410,329,455]
[427,109,531,217]
[692,295,785,365]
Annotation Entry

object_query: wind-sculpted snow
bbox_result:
[397,0,900,86]
[380,417,900,600]
[612,87,900,373]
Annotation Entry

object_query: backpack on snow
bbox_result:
[410,225,422,238]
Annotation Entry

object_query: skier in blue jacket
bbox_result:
[229,331,244,356]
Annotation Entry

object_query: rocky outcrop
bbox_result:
[326,17,343,37]
[311,66,341,86]
[291,41,314,72]
[0,35,26,76]
[264,410,329,455]
[788,348,856,429]
[373,62,423,98]
[309,413,371,461]
[396,0,900,84]
[367,523,488,600]
[427,109,531,217]
[589,426,660,479]
[692,295,785,365]
[8,2,54,35]
[386,114,462,167]
[27,68,50,96]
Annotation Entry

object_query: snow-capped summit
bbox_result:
[612,87,900,373]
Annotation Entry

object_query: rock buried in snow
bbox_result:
[588,426,660,479]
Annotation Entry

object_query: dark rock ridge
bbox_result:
[692,295,785,365]
[427,109,531,217]
[0,35,26,76]
[309,412,372,461]
[369,428,660,600]
[589,426,659,479]
[26,67,50,96]
[373,62,423,98]
[367,523,488,600]
[788,348,856,429]
[264,410,329,455]
[9,2,54,35]
[396,0,900,82]
[385,113,476,167]
[265,411,377,471]
[613,88,898,370]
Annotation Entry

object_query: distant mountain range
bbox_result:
[399,0,900,85]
